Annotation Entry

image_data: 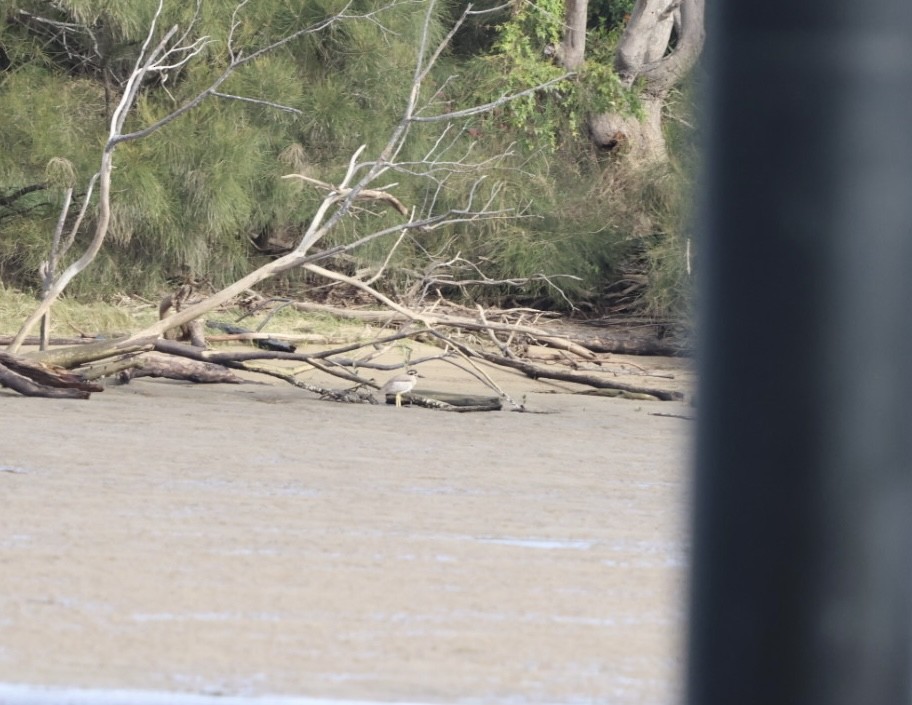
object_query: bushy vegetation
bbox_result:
[0,0,696,320]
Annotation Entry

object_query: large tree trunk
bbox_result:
[588,93,665,159]
[589,0,705,162]
[558,0,589,71]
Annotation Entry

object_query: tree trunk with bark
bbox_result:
[588,0,705,162]
[558,0,588,71]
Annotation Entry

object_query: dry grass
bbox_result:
[0,288,154,338]
[0,286,363,340]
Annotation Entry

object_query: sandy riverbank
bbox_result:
[1,351,694,704]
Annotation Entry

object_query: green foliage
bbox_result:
[589,0,636,30]
[459,1,638,152]
[0,0,698,322]
[627,164,695,321]
[0,0,434,296]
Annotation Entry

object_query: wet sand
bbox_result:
[0,353,693,704]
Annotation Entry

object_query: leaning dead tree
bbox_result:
[2,0,684,406]
[7,0,396,353]
[8,0,567,351]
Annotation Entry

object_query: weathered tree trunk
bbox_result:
[115,352,244,384]
[558,0,588,71]
[21,338,155,368]
[588,93,665,159]
[589,0,705,162]
[474,349,684,401]
[0,352,104,399]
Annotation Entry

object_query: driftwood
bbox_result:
[159,286,207,347]
[0,335,111,347]
[114,352,245,385]
[424,333,683,401]
[153,339,371,386]
[293,300,408,323]
[394,390,503,412]
[3,304,686,404]
[152,339,505,411]
[5,267,686,406]
[291,300,682,360]
[479,353,684,401]
[205,320,296,353]
[289,301,685,356]
[205,332,334,346]
[549,328,687,356]
[0,351,103,399]
[21,337,156,367]
[0,364,92,399]
[230,361,374,403]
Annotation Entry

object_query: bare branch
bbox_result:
[409,73,573,123]
[0,183,47,207]
[212,91,302,114]
[415,2,471,86]
[340,145,368,190]
[114,2,397,146]
[59,173,98,261]
[281,173,410,217]
[110,1,172,137]
[365,230,410,286]
[10,0,584,370]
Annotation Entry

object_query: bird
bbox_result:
[378,369,419,408]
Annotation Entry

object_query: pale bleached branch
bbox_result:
[42,188,73,288]
[414,1,471,86]
[59,172,98,261]
[281,172,410,217]
[149,34,213,74]
[114,2,397,146]
[407,251,582,308]
[340,145,368,190]
[172,0,204,49]
[13,0,581,370]
[365,229,410,286]
[409,73,573,124]
[212,91,302,114]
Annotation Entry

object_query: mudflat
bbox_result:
[0,354,693,704]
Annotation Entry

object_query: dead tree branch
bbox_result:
[5,1,669,407]
[6,0,416,354]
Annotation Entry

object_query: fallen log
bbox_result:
[0,352,103,392]
[205,332,333,346]
[484,354,684,401]
[0,335,107,347]
[293,300,407,323]
[234,361,374,403]
[292,299,686,357]
[554,331,687,357]
[206,320,296,352]
[77,355,146,381]
[426,334,684,401]
[0,352,103,399]
[0,363,92,399]
[153,339,368,385]
[114,352,244,384]
[22,337,156,368]
[397,390,503,412]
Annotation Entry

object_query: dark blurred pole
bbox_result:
[689,2,912,705]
